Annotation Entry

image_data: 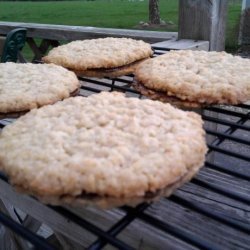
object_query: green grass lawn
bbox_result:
[0,0,179,30]
[0,0,242,49]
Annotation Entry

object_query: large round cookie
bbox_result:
[0,62,80,118]
[134,50,250,106]
[0,92,207,208]
[43,37,153,78]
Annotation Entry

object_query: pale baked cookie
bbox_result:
[0,92,207,208]
[43,38,153,78]
[134,50,250,107]
[0,62,80,118]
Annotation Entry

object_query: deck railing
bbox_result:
[0,0,230,62]
[0,21,178,62]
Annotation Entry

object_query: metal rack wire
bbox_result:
[0,47,249,249]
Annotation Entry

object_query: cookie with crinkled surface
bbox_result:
[134,50,250,107]
[0,92,207,208]
[43,37,153,78]
[0,62,80,118]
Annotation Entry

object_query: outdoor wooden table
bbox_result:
[0,50,249,248]
[0,0,249,247]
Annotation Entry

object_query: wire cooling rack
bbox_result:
[0,47,249,249]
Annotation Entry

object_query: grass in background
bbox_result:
[0,0,178,30]
[226,2,242,50]
[0,0,242,49]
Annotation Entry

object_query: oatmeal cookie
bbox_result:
[135,50,250,106]
[43,38,153,78]
[0,62,80,117]
[0,92,207,208]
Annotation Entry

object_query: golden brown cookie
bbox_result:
[0,62,80,117]
[43,38,153,78]
[0,88,80,119]
[134,50,250,106]
[133,80,203,109]
[0,92,207,208]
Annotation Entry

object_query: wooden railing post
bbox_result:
[178,0,229,51]
[239,0,250,45]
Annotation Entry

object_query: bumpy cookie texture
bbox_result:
[0,63,80,113]
[43,38,153,70]
[0,92,207,208]
[135,50,250,105]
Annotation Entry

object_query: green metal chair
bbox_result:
[1,28,27,63]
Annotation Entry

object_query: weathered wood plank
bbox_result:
[180,180,250,211]
[0,179,197,249]
[2,174,249,250]
[0,36,6,56]
[0,22,177,43]
[146,198,250,249]
[239,0,250,45]
[177,182,250,231]
[0,199,30,250]
[203,109,220,164]
[0,180,97,247]
[178,0,228,51]
[0,179,198,249]
[49,233,84,250]
[68,206,198,250]
[152,39,209,51]
[195,167,250,202]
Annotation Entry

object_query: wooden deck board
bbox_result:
[195,168,250,202]
[0,180,97,247]
[177,183,250,231]
[152,39,209,50]
[2,175,249,249]
[146,199,250,249]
